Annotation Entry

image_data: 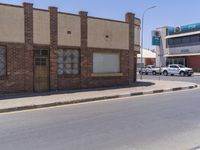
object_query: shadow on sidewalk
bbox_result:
[0,81,155,101]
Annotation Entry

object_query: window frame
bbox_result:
[57,48,80,76]
[0,45,7,79]
[92,52,121,74]
[168,34,200,48]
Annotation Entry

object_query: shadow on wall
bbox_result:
[0,81,155,101]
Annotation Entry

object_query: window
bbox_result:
[173,38,181,45]
[57,49,79,75]
[93,53,120,73]
[190,35,199,43]
[168,34,200,48]
[168,39,174,45]
[182,37,190,43]
[0,46,6,76]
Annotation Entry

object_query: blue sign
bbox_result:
[152,36,160,46]
[181,23,200,32]
[167,23,200,35]
[167,27,175,35]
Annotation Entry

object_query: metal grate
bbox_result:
[0,46,6,76]
[57,49,79,75]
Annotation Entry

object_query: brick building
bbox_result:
[0,2,140,93]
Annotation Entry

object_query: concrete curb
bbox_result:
[0,84,198,114]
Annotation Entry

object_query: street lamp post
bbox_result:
[140,6,156,80]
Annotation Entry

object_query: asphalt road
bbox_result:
[138,73,200,84]
[1,80,200,150]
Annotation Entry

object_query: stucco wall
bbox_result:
[0,5,24,43]
[33,10,50,45]
[58,13,81,47]
[134,25,140,46]
[88,18,129,50]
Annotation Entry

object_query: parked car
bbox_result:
[139,65,161,75]
[161,64,193,76]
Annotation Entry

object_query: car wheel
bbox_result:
[152,71,156,75]
[163,71,168,76]
[145,72,148,75]
[180,71,185,76]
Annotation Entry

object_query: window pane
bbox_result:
[182,37,190,43]
[190,35,199,43]
[93,53,120,73]
[174,38,181,44]
[57,49,79,75]
[0,46,6,76]
[168,39,173,45]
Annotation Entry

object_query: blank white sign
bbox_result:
[93,53,120,73]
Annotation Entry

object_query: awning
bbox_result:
[165,30,200,39]
[165,53,200,57]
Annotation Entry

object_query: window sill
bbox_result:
[58,74,80,78]
[91,73,123,77]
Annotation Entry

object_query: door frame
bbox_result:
[33,48,50,92]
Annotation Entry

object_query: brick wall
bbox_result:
[0,2,139,94]
[87,48,129,88]
[0,43,26,94]
[58,76,81,90]
[79,11,89,88]
[24,3,34,92]
[125,13,136,83]
[49,7,58,91]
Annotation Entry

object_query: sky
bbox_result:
[1,0,200,49]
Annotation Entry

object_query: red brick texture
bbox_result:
[79,11,89,88]
[24,3,34,92]
[87,48,129,88]
[58,76,81,90]
[0,44,26,94]
[0,2,139,94]
[125,13,136,83]
[49,7,58,91]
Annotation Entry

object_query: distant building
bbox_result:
[137,49,156,67]
[154,23,200,71]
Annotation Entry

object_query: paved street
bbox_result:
[0,75,200,150]
[138,73,200,84]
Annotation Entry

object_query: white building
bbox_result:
[154,23,200,71]
[137,48,156,67]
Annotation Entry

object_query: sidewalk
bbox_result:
[0,79,198,113]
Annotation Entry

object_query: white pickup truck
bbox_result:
[161,64,193,76]
[139,65,161,75]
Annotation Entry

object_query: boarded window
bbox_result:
[93,53,120,73]
[57,49,79,75]
[0,46,6,76]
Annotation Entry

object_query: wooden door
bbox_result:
[34,50,49,92]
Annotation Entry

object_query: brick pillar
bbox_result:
[79,11,88,88]
[49,7,58,91]
[23,3,34,92]
[126,12,136,84]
